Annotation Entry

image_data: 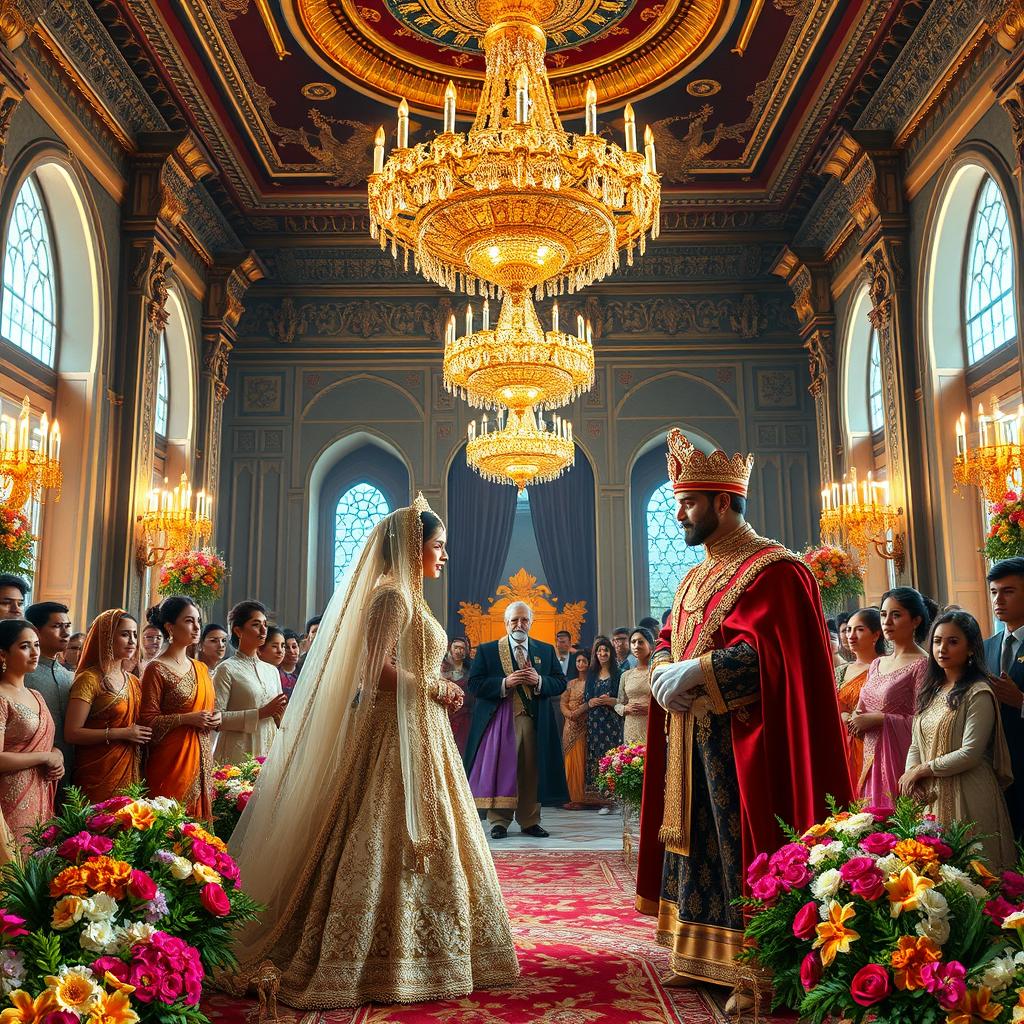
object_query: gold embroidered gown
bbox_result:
[229,583,519,1007]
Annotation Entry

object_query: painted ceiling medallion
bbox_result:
[300,81,338,98]
[686,78,720,96]
[288,0,731,112]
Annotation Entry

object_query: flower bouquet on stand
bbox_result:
[739,798,1006,1024]
[157,550,227,608]
[984,491,1024,560]
[802,545,865,614]
[595,743,645,867]
[0,507,34,580]
[0,788,260,1024]
[211,756,263,843]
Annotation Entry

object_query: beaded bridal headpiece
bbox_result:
[666,427,754,498]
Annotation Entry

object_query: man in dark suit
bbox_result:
[984,557,1024,839]
[464,601,569,839]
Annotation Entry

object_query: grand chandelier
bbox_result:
[819,468,905,572]
[953,400,1024,501]
[367,0,661,300]
[467,405,574,492]
[0,396,62,511]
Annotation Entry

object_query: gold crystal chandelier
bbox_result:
[136,473,213,569]
[367,0,661,300]
[820,468,905,573]
[0,396,62,511]
[953,400,1024,502]
[467,406,574,492]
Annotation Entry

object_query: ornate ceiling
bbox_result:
[97,0,904,230]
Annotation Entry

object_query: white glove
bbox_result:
[651,658,703,713]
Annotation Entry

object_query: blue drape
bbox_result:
[527,448,598,647]
[445,446,517,635]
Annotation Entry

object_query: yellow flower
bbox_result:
[0,991,58,1024]
[114,802,155,831]
[812,900,860,966]
[971,860,1000,889]
[192,863,222,886]
[885,866,935,917]
[947,987,1004,1024]
[45,968,100,1013]
[802,821,833,841]
[891,934,941,991]
[1011,988,1024,1023]
[51,895,86,931]
[186,824,227,853]
[85,988,138,1024]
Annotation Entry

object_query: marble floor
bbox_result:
[480,806,626,851]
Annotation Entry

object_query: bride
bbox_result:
[226,495,520,1007]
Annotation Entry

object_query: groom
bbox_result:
[464,601,568,838]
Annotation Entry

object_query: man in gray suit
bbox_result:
[984,557,1024,839]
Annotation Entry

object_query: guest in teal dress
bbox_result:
[584,636,623,812]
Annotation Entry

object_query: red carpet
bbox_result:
[203,850,786,1023]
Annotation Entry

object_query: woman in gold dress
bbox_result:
[615,626,653,746]
[228,496,519,1008]
[560,649,590,808]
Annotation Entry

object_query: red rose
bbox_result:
[128,869,158,901]
[800,952,822,991]
[200,882,231,917]
[792,901,819,940]
[235,790,251,812]
[1004,871,1024,901]
[850,964,891,1007]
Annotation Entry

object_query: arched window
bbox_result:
[1,176,57,366]
[646,481,704,617]
[964,176,1017,364]
[155,332,170,438]
[334,482,390,587]
[868,328,883,434]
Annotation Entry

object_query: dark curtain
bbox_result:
[446,446,517,635]
[528,447,598,647]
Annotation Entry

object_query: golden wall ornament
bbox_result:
[953,399,1024,502]
[819,468,905,574]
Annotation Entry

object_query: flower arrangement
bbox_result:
[0,507,34,580]
[211,756,263,843]
[984,491,1024,560]
[740,799,1009,1024]
[594,742,645,812]
[0,788,260,1024]
[157,549,227,606]
[802,545,865,614]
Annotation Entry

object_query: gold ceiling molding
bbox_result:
[287,0,730,112]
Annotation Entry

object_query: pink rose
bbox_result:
[840,856,876,882]
[157,973,184,1004]
[57,831,114,862]
[918,835,952,860]
[189,838,218,868]
[235,791,251,812]
[792,901,819,940]
[984,896,1020,924]
[215,851,240,883]
[1004,871,1024,901]
[850,871,885,901]
[128,869,158,901]
[922,961,966,1011]
[750,874,783,903]
[40,825,60,843]
[127,961,161,1003]
[200,882,231,917]
[91,957,130,983]
[769,843,810,870]
[41,1013,78,1024]
[850,964,891,1007]
[746,853,770,885]
[94,796,133,812]
[800,952,822,991]
[0,912,28,939]
[860,832,898,855]
[86,813,117,832]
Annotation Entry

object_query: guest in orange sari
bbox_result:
[140,598,221,820]
[65,610,151,803]
[0,620,63,854]
[835,608,885,793]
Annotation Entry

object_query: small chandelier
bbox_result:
[367,0,660,300]
[137,472,213,569]
[467,406,574,491]
[953,400,1024,502]
[0,396,62,511]
[444,292,594,411]
[820,468,904,572]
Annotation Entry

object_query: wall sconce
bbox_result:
[820,467,905,574]
[137,472,212,569]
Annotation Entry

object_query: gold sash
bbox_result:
[498,635,533,716]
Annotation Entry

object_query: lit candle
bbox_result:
[482,298,490,331]
[979,403,988,447]
[577,314,585,340]
[624,103,636,153]
[17,408,27,451]
[397,98,409,149]
[586,323,593,345]
[568,421,573,441]
[644,125,656,174]
[515,66,530,124]
[482,412,488,435]
[465,303,472,337]
[443,80,457,134]
[373,126,385,173]
[862,477,870,506]
[957,411,966,457]
[552,301,559,334]
[585,80,597,136]
[53,424,60,463]
[832,482,839,508]
[1017,405,1023,446]
[38,412,48,453]
[821,487,829,511]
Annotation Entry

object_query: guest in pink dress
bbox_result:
[850,588,935,809]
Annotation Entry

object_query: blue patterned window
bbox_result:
[965,176,1017,364]
[334,482,390,587]
[155,332,169,438]
[646,481,705,618]
[1,176,57,366]
[868,329,883,434]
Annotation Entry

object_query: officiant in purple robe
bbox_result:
[463,601,569,838]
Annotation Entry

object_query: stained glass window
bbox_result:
[155,332,169,438]
[334,482,390,587]
[1,176,57,366]
[965,176,1017,364]
[868,329,883,434]
[646,481,705,618]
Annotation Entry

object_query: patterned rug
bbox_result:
[203,850,790,1023]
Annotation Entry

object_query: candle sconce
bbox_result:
[953,399,1024,502]
[136,472,213,570]
[0,396,62,511]
[820,468,905,573]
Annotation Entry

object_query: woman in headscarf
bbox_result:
[65,610,151,803]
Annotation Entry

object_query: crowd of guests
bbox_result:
[826,558,1024,871]
[441,617,662,813]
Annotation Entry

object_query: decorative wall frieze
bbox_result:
[816,130,904,236]
[126,132,213,235]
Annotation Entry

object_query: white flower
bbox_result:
[1003,911,1024,929]
[169,855,193,880]
[115,920,156,952]
[0,949,24,995]
[915,914,951,945]
[833,812,876,837]
[939,863,989,899]
[981,954,1018,993]
[79,920,118,954]
[917,888,949,920]
[811,868,842,901]
[46,965,100,1012]
[148,796,176,812]
[808,841,841,867]
[83,892,117,922]
[876,853,903,876]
